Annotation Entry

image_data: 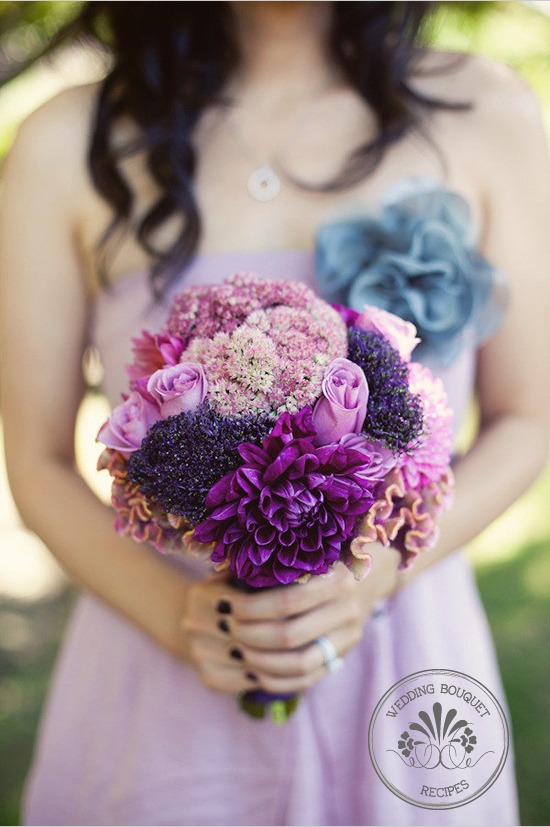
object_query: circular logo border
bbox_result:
[368,668,509,810]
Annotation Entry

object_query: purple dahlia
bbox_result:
[193,407,380,587]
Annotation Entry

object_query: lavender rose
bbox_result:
[97,391,161,458]
[147,362,208,419]
[312,357,369,446]
[339,434,397,483]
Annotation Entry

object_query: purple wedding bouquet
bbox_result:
[97,273,454,719]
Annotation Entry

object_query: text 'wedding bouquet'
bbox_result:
[97,273,454,715]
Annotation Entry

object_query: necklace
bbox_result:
[223,77,337,202]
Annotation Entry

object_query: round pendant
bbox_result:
[247,166,281,202]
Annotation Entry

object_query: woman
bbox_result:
[1,2,548,825]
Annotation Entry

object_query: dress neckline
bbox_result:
[100,246,315,298]
[96,175,483,299]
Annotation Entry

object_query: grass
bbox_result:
[0,588,75,825]
[475,540,550,826]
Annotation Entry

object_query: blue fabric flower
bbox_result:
[315,177,508,365]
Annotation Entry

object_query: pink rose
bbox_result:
[312,357,369,446]
[97,391,161,458]
[356,305,420,361]
[147,362,208,418]
[126,329,186,382]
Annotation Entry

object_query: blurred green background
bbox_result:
[0,2,549,825]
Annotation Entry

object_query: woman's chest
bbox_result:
[78,94,484,292]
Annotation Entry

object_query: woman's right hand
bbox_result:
[179,574,263,695]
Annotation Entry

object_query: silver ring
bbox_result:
[314,635,345,675]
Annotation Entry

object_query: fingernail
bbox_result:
[245,671,258,682]
[230,647,244,661]
[218,618,230,633]
[216,599,232,614]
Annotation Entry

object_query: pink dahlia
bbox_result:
[126,329,186,383]
[400,362,454,490]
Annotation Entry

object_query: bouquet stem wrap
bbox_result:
[231,577,300,724]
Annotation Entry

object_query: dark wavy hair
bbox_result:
[3,1,468,297]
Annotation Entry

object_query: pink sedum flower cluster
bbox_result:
[166,272,315,340]
[177,276,348,417]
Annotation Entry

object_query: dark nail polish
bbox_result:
[230,647,244,661]
[245,671,258,682]
[216,599,232,614]
[218,618,230,633]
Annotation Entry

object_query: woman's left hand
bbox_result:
[202,542,401,696]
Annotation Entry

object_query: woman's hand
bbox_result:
[179,574,264,695]
[178,542,401,696]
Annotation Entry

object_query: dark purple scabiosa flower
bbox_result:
[126,403,272,525]
[347,328,423,452]
[193,407,381,588]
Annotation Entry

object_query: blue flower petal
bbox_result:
[315,178,508,366]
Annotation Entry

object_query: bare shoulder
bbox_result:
[3,82,100,197]
[414,49,545,141]
[413,50,548,196]
[9,81,99,151]
[415,49,535,105]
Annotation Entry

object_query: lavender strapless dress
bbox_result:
[22,248,519,826]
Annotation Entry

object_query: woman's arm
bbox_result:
[0,91,263,688]
[367,61,550,597]
[0,89,318,699]
[0,92,350,699]
[0,94,199,660]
